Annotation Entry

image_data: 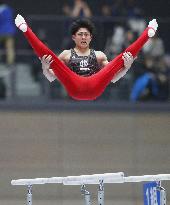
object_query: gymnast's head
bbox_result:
[70,18,95,48]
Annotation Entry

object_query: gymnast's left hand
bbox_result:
[122,52,134,70]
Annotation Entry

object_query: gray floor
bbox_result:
[0,111,169,205]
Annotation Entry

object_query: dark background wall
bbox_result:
[7,0,170,54]
[5,0,170,17]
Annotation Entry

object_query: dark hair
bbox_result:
[70,18,95,35]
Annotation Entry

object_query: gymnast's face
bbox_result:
[72,28,92,49]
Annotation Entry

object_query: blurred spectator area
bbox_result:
[8,0,170,17]
[0,17,169,101]
[0,0,169,102]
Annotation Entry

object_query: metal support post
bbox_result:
[81,184,91,205]
[98,180,104,205]
[157,182,166,205]
[27,185,33,205]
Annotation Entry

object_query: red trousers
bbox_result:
[23,27,149,100]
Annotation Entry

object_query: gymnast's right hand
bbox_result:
[40,55,56,82]
[40,55,54,71]
[15,14,27,32]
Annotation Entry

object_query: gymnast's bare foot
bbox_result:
[15,14,27,32]
[148,19,158,37]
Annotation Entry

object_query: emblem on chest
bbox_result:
[79,59,90,71]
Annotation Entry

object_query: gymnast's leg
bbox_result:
[14,14,78,85]
[91,19,158,87]
[15,14,101,100]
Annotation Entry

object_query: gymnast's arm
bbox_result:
[97,51,134,83]
[40,55,56,82]
[111,52,135,83]
[14,14,71,83]
[40,50,70,82]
